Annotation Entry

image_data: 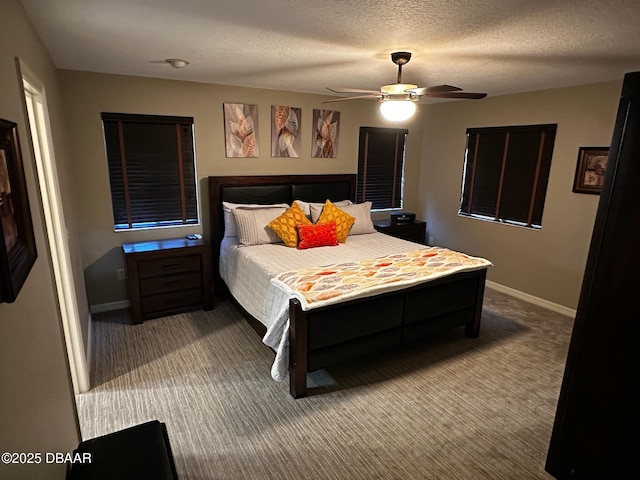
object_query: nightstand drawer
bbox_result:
[142,289,203,314]
[123,238,214,324]
[138,255,201,278]
[140,272,202,295]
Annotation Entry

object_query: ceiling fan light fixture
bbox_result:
[324,51,487,108]
[380,99,416,122]
[381,83,417,95]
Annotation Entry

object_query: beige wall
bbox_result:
[59,68,621,311]
[58,70,425,306]
[418,81,621,309]
[0,1,80,478]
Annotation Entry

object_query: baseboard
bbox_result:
[486,281,576,318]
[90,300,130,314]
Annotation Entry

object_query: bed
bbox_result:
[208,174,490,398]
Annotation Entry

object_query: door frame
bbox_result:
[18,59,90,394]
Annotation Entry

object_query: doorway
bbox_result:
[19,60,90,394]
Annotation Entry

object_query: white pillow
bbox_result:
[312,202,376,236]
[341,202,376,235]
[233,206,287,246]
[306,199,353,222]
[222,202,288,238]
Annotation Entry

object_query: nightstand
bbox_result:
[123,238,213,324]
[374,219,426,244]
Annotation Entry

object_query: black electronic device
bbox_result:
[390,212,416,224]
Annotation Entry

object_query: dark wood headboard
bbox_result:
[207,174,356,290]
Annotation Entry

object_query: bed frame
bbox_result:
[208,174,487,398]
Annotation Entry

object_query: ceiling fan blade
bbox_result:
[326,86,382,95]
[407,85,463,95]
[426,92,488,99]
[323,94,381,103]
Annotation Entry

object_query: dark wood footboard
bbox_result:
[288,268,488,398]
[289,299,308,398]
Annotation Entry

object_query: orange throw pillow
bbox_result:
[268,202,312,247]
[316,200,355,243]
[296,222,339,249]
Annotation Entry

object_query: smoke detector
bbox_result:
[165,58,189,68]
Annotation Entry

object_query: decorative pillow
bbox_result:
[338,202,376,236]
[222,202,288,238]
[316,200,356,243]
[268,202,312,247]
[296,222,339,250]
[292,200,312,217]
[233,206,287,246]
[307,200,353,222]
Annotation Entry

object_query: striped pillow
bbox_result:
[233,206,287,246]
[223,202,288,238]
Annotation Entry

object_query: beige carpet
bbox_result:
[77,289,572,479]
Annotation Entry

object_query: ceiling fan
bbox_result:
[325,52,487,105]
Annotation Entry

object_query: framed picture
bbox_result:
[223,103,259,157]
[573,146,609,194]
[271,106,301,157]
[312,109,339,158]
[0,118,37,303]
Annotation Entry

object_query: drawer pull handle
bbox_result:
[162,263,180,270]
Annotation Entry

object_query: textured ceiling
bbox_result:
[19,0,640,102]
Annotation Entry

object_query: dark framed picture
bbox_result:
[0,118,37,303]
[573,146,609,194]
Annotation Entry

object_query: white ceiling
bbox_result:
[19,0,640,102]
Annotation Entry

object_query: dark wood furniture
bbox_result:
[67,420,178,480]
[374,219,426,243]
[546,72,640,478]
[123,238,213,324]
[208,174,488,398]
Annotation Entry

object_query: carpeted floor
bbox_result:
[77,288,572,479]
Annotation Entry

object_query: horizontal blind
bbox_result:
[357,127,408,210]
[460,124,556,228]
[102,113,197,229]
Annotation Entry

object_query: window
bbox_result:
[102,113,198,230]
[356,126,408,210]
[459,123,557,229]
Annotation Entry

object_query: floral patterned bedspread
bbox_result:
[270,246,492,311]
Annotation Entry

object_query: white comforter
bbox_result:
[220,233,486,381]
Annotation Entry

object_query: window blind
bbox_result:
[102,113,198,230]
[460,124,556,228]
[356,127,408,210]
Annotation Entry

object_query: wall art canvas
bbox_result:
[312,109,339,158]
[271,106,301,157]
[223,103,259,157]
